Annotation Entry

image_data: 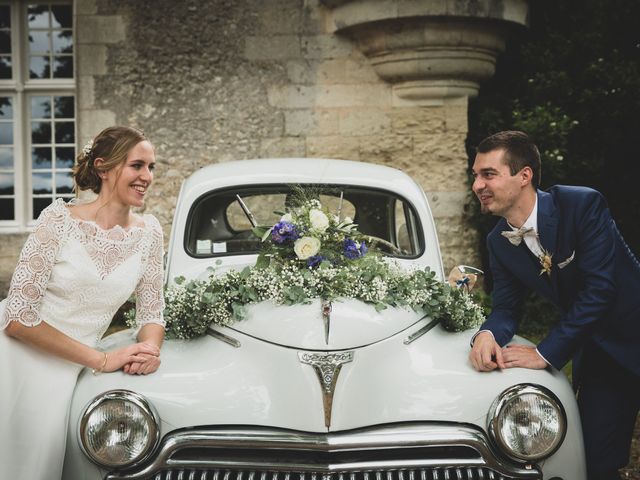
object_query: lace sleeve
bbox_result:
[134,217,166,327]
[1,203,67,328]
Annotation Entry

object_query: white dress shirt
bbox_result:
[508,196,543,258]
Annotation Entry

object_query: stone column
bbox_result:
[319,0,529,270]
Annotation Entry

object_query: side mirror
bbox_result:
[447,265,484,292]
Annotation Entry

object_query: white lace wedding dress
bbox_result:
[0,199,165,480]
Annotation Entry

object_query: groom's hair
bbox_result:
[477,130,542,188]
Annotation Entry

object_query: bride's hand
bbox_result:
[102,343,160,373]
[123,353,161,375]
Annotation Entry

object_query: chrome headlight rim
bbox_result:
[488,383,567,463]
[78,389,160,470]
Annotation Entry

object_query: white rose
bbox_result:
[344,216,353,224]
[294,236,321,260]
[280,213,293,222]
[309,209,329,232]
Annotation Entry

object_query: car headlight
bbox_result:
[79,389,160,469]
[488,383,566,462]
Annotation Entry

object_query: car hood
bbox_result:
[227,298,424,349]
[71,322,576,436]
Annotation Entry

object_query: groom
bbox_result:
[468,131,640,479]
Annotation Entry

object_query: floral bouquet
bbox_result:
[251,197,369,270]
[132,193,485,340]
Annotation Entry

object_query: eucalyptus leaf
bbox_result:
[254,255,270,269]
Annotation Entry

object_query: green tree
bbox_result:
[467,0,640,336]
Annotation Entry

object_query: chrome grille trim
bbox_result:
[116,468,531,480]
[106,424,541,480]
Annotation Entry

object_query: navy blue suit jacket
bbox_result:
[479,185,640,379]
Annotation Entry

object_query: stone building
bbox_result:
[0,0,528,295]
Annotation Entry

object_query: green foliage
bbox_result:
[467,0,640,340]
[125,193,487,340]
[130,256,486,340]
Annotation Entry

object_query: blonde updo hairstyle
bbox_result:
[73,126,148,194]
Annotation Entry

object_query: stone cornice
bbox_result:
[320,0,529,104]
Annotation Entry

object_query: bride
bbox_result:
[0,126,166,479]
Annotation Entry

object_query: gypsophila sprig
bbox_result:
[128,193,486,338]
[129,255,485,340]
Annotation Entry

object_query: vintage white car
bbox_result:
[63,159,586,479]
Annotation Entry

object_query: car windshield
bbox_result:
[185,185,423,258]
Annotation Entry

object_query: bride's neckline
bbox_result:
[55,199,147,234]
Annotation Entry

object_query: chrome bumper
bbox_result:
[106,423,541,480]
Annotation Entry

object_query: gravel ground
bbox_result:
[621,416,640,479]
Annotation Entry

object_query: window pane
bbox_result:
[29,30,50,53]
[0,147,12,168]
[0,198,15,220]
[54,96,74,118]
[28,6,49,28]
[53,55,72,78]
[54,121,74,143]
[31,121,52,143]
[0,97,12,118]
[31,96,51,118]
[0,6,10,28]
[32,147,51,168]
[32,171,52,194]
[29,55,50,78]
[0,123,12,144]
[0,172,14,194]
[55,171,73,193]
[33,197,51,219]
[0,56,10,79]
[56,147,74,168]
[0,31,10,54]
[53,30,72,54]
[51,6,72,29]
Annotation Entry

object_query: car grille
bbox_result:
[144,468,528,480]
[107,424,541,480]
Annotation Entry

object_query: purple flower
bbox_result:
[271,221,299,245]
[306,255,325,268]
[343,238,367,259]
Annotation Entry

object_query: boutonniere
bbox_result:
[538,248,553,276]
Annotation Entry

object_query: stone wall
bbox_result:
[0,0,482,296]
[0,235,26,296]
[74,0,478,273]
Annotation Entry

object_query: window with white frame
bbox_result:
[0,1,75,230]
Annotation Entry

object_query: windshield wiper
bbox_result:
[235,194,257,228]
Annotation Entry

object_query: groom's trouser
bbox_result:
[578,345,640,480]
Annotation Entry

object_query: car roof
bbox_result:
[181,158,426,203]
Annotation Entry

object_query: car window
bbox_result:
[185,185,423,258]
[226,194,287,231]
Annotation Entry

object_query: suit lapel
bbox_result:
[536,190,560,300]
[537,190,558,255]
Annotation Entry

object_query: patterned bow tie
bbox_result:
[501,226,537,246]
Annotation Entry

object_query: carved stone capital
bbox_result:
[320,0,529,103]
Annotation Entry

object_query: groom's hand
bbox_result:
[469,331,505,371]
[501,344,548,369]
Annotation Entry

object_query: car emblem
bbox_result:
[298,351,354,428]
[321,300,332,344]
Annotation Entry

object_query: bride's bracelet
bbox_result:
[92,352,108,375]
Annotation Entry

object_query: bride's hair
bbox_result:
[73,126,149,194]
